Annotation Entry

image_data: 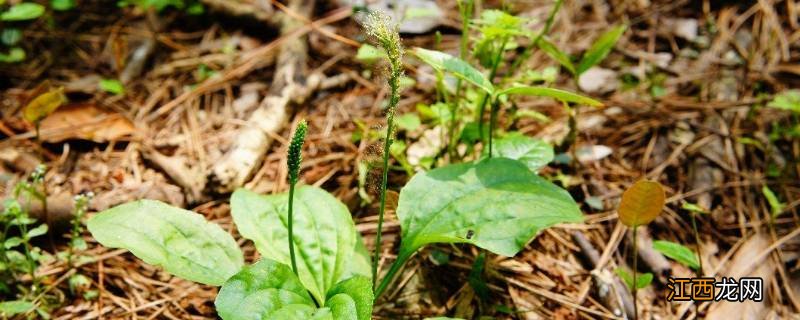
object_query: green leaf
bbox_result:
[413,47,494,94]
[87,200,244,286]
[1,28,22,46]
[355,44,386,63]
[615,268,652,289]
[468,252,489,301]
[537,37,575,75]
[23,87,67,123]
[576,25,626,75]
[762,185,785,218]
[325,276,373,320]
[344,233,372,280]
[1,3,45,21]
[396,113,421,132]
[0,47,25,63]
[499,86,603,107]
[215,259,315,320]
[482,132,554,172]
[99,79,125,95]
[230,186,361,304]
[681,202,708,215]
[26,224,48,238]
[4,237,23,249]
[767,90,800,113]
[396,158,582,259]
[0,300,34,317]
[51,0,76,11]
[652,240,700,270]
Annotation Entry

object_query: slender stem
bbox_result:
[448,0,473,159]
[632,226,638,320]
[372,66,400,290]
[690,213,703,318]
[287,183,299,276]
[476,37,508,145]
[690,214,704,275]
[509,0,564,71]
[488,98,500,158]
[374,249,412,300]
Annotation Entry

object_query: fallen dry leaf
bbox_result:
[38,103,136,143]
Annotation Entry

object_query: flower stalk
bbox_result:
[362,11,404,291]
[287,119,308,276]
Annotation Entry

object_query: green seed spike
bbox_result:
[287,120,308,185]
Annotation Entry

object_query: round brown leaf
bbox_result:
[618,180,665,227]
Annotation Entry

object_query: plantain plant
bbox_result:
[87,8,591,319]
[89,122,374,319]
[617,180,665,320]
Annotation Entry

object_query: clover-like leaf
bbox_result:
[652,240,700,270]
[618,180,665,228]
[215,259,315,320]
[230,186,361,304]
[499,86,603,107]
[396,157,582,260]
[482,132,553,172]
[87,200,243,286]
[576,25,626,75]
[413,47,494,94]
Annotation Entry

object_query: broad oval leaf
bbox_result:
[482,132,553,172]
[397,157,583,258]
[499,86,603,107]
[87,200,243,286]
[230,186,361,304]
[326,276,373,320]
[618,180,665,227]
[652,240,700,270]
[23,87,67,123]
[0,3,45,21]
[215,259,315,320]
[413,47,494,94]
[537,37,575,75]
[577,25,627,75]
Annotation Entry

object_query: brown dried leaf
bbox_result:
[38,103,136,143]
[618,180,665,227]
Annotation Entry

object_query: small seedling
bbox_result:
[681,201,708,276]
[0,168,52,318]
[618,180,665,320]
[762,185,785,220]
[412,47,602,158]
[615,268,653,290]
[538,24,626,150]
